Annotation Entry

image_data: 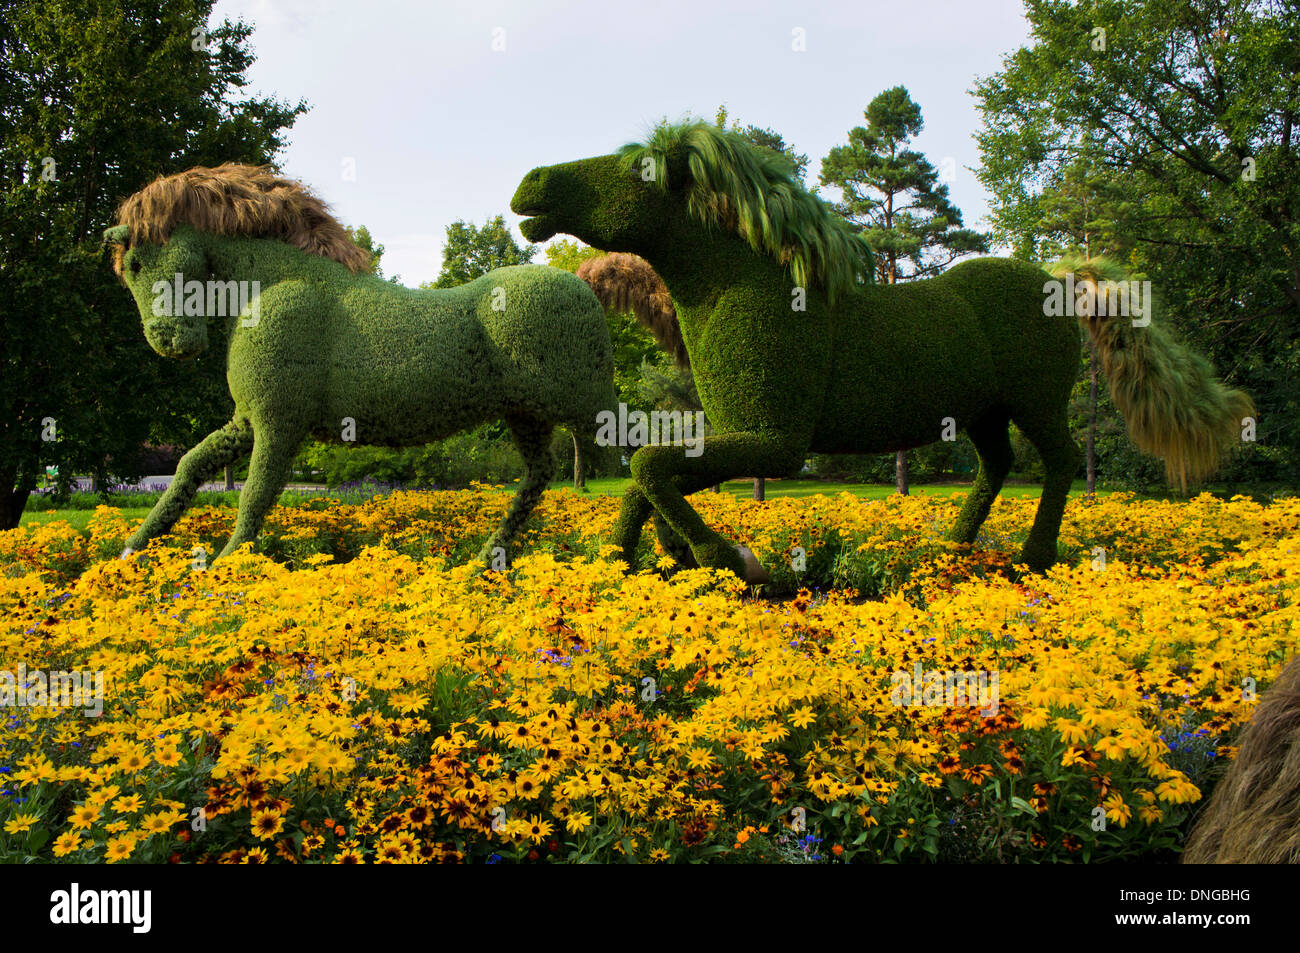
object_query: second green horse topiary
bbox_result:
[513,121,1253,579]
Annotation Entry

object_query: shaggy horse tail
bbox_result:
[1183,656,1300,863]
[577,252,688,368]
[1048,254,1253,491]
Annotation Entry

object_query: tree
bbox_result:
[973,0,1300,486]
[1037,146,1131,494]
[545,238,604,274]
[424,215,536,289]
[820,86,990,492]
[344,224,395,280]
[0,0,306,528]
[715,105,810,181]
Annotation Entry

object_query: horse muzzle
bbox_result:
[144,317,208,360]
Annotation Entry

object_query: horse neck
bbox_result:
[205,237,312,284]
[640,224,778,336]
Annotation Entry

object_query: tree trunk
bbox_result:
[225,463,235,491]
[0,487,31,531]
[572,434,585,490]
[0,461,34,530]
[884,264,908,496]
[753,477,765,501]
[1086,341,1098,497]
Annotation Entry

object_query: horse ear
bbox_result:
[103,225,129,245]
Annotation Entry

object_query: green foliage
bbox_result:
[0,0,306,528]
[637,359,702,415]
[298,425,524,488]
[544,238,604,274]
[819,86,990,282]
[973,0,1299,485]
[344,225,397,281]
[425,215,537,290]
[714,105,810,181]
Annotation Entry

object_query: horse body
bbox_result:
[106,167,614,565]
[815,274,1002,454]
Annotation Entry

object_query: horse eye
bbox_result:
[130,258,142,275]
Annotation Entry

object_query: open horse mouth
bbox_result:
[516,210,555,243]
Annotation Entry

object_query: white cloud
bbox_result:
[376,232,443,287]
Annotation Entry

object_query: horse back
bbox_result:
[939,257,1081,417]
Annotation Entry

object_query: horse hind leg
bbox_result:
[478,414,555,569]
[948,413,1013,547]
[1013,415,1080,573]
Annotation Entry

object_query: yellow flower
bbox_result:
[251,809,285,841]
[685,748,715,769]
[105,836,135,862]
[1103,793,1132,828]
[68,804,101,830]
[52,831,82,857]
[112,794,144,814]
[525,815,553,844]
[789,707,817,729]
[387,691,429,715]
[3,812,38,835]
[1055,719,1090,744]
[141,812,176,836]
[565,811,593,834]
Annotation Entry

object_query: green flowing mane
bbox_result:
[617,122,874,303]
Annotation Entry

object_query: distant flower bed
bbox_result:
[0,490,1296,862]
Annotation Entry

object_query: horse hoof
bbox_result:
[737,546,770,584]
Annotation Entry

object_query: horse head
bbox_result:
[511,152,685,257]
[104,224,213,360]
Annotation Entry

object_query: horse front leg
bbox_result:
[217,425,303,561]
[630,431,806,581]
[123,419,253,556]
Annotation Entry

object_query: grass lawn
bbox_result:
[545,476,1105,501]
[17,478,1113,531]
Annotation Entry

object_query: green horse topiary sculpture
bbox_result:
[105,163,615,565]
[512,121,1253,580]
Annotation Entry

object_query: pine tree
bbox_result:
[820,86,989,493]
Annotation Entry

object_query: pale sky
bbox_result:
[210,0,1031,286]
